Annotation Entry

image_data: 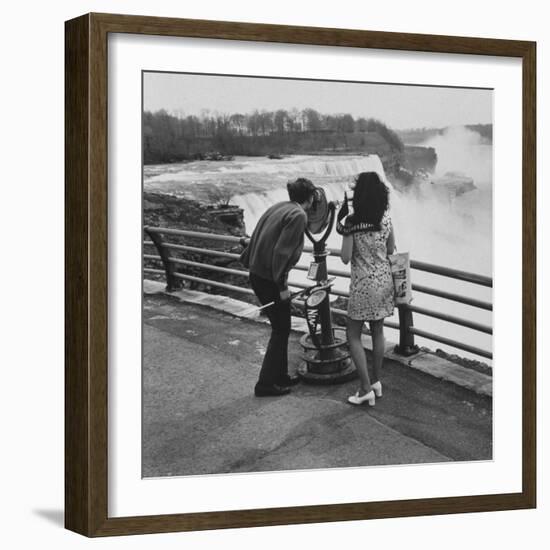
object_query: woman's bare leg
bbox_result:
[347,318,371,395]
[369,319,385,384]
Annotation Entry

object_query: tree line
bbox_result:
[143,108,404,163]
[465,124,493,143]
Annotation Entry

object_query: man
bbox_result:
[240,178,316,397]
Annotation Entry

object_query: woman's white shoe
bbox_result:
[348,390,375,406]
[371,381,382,398]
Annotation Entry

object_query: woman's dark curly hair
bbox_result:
[350,171,389,230]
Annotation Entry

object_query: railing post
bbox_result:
[394,305,419,356]
[144,228,182,292]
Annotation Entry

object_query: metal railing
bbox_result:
[144,227,493,360]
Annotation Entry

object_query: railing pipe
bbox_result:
[409,327,492,360]
[410,260,492,287]
[143,227,493,361]
[144,268,165,276]
[408,304,492,334]
[304,242,493,287]
[146,226,245,245]
[148,227,492,287]
[163,243,241,260]
[173,273,255,295]
[412,284,492,311]
[144,228,181,292]
[170,258,248,278]
[144,241,491,310]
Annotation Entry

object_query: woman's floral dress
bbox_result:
[348,212,395,321]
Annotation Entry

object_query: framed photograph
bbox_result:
[65,12,536,537]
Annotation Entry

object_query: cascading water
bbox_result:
[144,131,493,364]
[232,155,387,231]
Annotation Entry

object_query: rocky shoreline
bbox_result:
[144,192,254,300]
[430,348,491,376]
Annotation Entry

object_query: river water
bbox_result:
[144,126,493,364]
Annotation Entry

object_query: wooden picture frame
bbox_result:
[65,12,536,537]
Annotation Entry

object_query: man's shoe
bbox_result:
[254,384,291,397]
[279,374,300,386]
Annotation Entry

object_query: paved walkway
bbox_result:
[143,294,492,477]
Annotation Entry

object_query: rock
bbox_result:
[431,171,476,197]
[402,145,437,174]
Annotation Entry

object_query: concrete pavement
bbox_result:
[142,294,492,478]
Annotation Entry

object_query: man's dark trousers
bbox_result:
[249,273,291,387]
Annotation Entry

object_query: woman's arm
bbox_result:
[387,226,396,255]
[340,234,353,264]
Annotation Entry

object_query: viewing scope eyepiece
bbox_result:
[306,186,334,234]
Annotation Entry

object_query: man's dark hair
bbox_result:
[287,178,316,204]
[351,172,389,229]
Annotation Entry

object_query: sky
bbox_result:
[143,72,492,131]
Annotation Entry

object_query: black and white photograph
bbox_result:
[2,0,544,544]
[142,71,493,478]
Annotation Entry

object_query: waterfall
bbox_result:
[232,155,388,231]
[145,154,386,183]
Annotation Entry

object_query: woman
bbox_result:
[338,171,396,406]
